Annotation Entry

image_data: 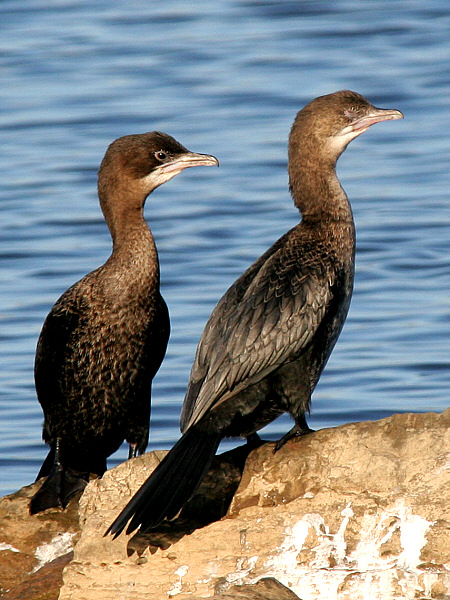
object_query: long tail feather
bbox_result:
[106,426,221,538]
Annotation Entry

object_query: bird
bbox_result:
[30,131,218,514]
[106,91,403,538]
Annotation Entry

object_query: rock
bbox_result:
[211,577,303,599]
[2,553,73,600]
[1,410,448,599]
[58,409,449,600]
[0,480,80,599]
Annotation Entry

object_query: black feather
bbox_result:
[106,426,221,537]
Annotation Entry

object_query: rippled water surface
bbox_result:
[0,0,448,495]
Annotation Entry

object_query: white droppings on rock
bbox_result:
[352,499,433,573]
[333,503,353,562]
[268,517,311,574]
[33,532,76,573]
[436,460,450,475]
[261,499,436,600]
[397,504,434,570]
[167,564,189,597]
[223,555,259,586]
[0,542,20,553]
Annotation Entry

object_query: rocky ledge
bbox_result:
[1,409,448,600]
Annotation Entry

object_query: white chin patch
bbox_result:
[143,167,181,189]
[329,126,364,153]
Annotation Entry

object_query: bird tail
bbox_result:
[105,426,221,538]
[29,461,89,514]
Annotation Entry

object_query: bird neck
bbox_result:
[288,143,353,224]
[99,188,159,277]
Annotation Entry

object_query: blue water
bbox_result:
[0,0,448,496]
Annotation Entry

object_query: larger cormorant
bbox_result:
[106,91,403,537]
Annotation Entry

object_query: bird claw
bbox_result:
[273,424,314,453]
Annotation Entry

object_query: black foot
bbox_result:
[30,438,91,514]
[30,462,64,514]
[273,423,314,453]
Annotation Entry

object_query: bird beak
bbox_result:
[161,152,219,174]
[351,107,404,132]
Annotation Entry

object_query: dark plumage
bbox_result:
[106,91,403,538]
[30,132,218,514]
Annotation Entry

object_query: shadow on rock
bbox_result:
[214,577,302,600]
[127,438,264,556]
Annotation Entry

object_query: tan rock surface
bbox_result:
[58,410,449,600]
[0,481,80,599]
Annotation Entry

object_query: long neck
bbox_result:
[98,184,160,284]
[288,137,353,225]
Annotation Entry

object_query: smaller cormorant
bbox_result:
[30,132,218,514]
[106,91,403,538]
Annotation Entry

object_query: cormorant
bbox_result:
[106,91,403,537]
[30,132,218,514]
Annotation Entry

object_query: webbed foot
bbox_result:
[274,422,314,453]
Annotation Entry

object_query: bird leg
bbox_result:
[29,438,64,513]
[274,416,314,453]
[55,438,89,506]
[128,443,138,459]
[51,437,65,501]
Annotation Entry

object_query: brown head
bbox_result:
[97,131,218,240]
[288,91,403,215]
[289,90,403,165]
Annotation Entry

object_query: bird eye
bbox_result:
[155,151,167,161]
